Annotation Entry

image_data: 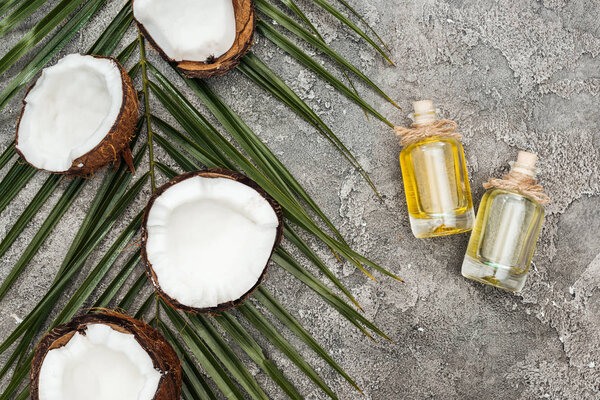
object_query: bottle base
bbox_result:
[409,209,474,238]
[461,255,528,292]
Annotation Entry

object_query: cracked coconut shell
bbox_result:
[141,169,283,314]
[15,54,138,177]
[134,0,255,79]
[31,311,182,400]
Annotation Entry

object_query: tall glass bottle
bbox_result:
[462,152,545,292]
[399,100,474,238]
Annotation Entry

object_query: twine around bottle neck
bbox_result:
[393,119,462,147]
[483,170,551,205]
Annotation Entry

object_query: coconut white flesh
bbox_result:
[133,0,236,62]
[16,54,123,172]
[38,324,161,400]
[146,176,279,308]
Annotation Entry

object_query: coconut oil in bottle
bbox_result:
[399,100,474,238]
[462,152,545,292]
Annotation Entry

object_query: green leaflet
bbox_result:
[162,304,246,400]
[278,0,373,120]
[118,272,150,313]
[158,321,218,400]
[214,312,304,400]
[0,0,23,16]
[284,223,361,308]
[238,302,340,399]
[187,315,269,400]
[0,175,62,284]
[88,2,133,56]
[93,249,142,309]
[0,162,37,214]
[0,0,88,75]
[53,212,143,325]
[0,0,47,40]
[0,140,14,169]
[274,248,391,341]
[255,287,362,392]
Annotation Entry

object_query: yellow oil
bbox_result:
[399,136,474,238]
[462,188,545,291]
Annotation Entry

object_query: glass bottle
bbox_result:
[462,151,545,292]
[399,100,474,238]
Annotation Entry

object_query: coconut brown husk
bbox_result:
[30,311,181,400]
[15,55,139,177]
[134,0,255,79]
[141,169,283,314]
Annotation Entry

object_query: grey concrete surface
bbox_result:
[1,0,600,399]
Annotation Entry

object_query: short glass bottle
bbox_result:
[462,152,545,292]
[399,100,474,238]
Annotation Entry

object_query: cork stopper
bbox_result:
[412,100,436,125]
[511,151,538,177]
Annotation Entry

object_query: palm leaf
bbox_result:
[117,272,150,314]
[0,0,401,398]
[0,162,37,214]
[0,175,62,287]
[187,314,269,400]
[93,249,141,309]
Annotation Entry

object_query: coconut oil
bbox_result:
[399,101,474,238]
[461,152,545,292]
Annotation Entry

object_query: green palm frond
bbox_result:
[0,0,400,398]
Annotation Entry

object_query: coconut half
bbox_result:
[15,54,139,176]
[31,311,181,400]
[133,0,255,78]
[141,169,283,313]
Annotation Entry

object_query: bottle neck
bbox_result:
[412,100,437,126]
[510,151,538,178]
[510,163,536,178]
[413,110,436,126]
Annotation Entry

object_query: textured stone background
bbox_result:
[1,0,600,399]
